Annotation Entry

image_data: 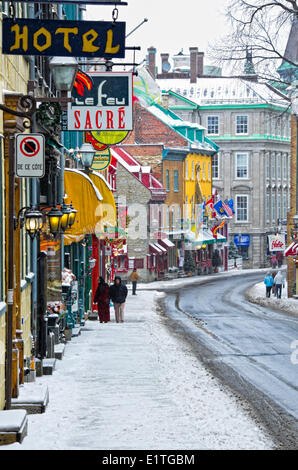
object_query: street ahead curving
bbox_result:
[161,272,298,449]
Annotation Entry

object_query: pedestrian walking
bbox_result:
[264,272,274,298]
[270,254,277,269]
[276,251,283,268]
[274,271,285,299]
[129,268,140,295]
[93,277,110,323]
[109,276,128,323]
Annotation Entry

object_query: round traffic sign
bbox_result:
[20,136,40,157]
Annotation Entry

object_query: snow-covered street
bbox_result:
[3,289,273,450]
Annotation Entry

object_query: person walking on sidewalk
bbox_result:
[264,272,274,298]
[93,277,110,323]
[109,276,128,323]
[129,268,140,295]
[274,271,285,299]
[276,251,283,268]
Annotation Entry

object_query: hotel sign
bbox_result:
[68,72,133,131]
[2,18,126,58]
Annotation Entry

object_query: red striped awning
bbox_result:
[285,242,298,257]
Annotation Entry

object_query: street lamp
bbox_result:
[60,202,72,232]
[16,206,44,240]
[49,56,79,92]
[24,207,44,240]
[79,142,96,170]
[46,206,63,236]
[68,202,78,228]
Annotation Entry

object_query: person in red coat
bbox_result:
[94,277,110,323]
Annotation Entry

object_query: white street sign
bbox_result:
[16,133,45,178]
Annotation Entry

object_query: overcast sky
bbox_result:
[86,0,231,68]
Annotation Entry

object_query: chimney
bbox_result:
[189,47,198,83]
[161,53,169,73]
[147,47,157,78]
[197,51,204,76]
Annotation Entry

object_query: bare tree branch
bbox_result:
[209,0,297,83]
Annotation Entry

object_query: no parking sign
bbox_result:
[16,133,45,178]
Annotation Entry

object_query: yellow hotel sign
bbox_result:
[2,18,126,58]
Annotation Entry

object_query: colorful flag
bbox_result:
[228,198,235,214]
[214,200,229,218]
[211,220,225,239]
[223,199,234,217]
[205,197,213,208]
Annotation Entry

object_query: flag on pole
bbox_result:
[211,220,225,239]
[223,199,234,217]
[228,198,235,214]
[214,200,229,218]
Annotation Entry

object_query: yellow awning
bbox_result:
[89,170,117,234]
[63,169,103,245]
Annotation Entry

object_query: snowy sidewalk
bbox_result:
[246,281,298,317]
[3,291,273,450]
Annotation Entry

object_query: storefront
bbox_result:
[234,234,250,259]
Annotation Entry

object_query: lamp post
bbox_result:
[79,142,97,172]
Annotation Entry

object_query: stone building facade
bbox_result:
[158,76,291,268]
[111,147,167,283]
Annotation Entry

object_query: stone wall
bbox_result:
[115,164,154,282]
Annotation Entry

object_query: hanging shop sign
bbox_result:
[90,130,129,145]
[91,147,112,172]
[15,133,45,178]
[68,72,133,131]
[268,233,286,252]
[2,18,126,58]
[86,132,108,151]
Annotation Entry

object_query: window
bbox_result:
[271,153,276,179]
[208,162,211,181]
[283,154,287,180]
[185,161,188,180]
[236,195,248,221]
[207,116,219,134]
[266,153,270,179]
[276,117,281,136]
[166,170,169,192]
[236,153,248,178]
[277,153,281,179]
[212,153,219,179]
[173,170,179,192]
[236,115,248,134]
[266,193,270,222]
[277,193,281,220]
[283,193,288,218]
[272,194,276,221]
[202,162,205,181]
[134,258,144,269]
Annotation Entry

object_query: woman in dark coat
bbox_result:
[93,277,110,323]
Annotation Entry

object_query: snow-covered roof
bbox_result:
[146,103,216,153]
[157,77,289,107]
[110,146,166,200]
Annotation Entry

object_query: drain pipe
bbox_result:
[28,2,38,339]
